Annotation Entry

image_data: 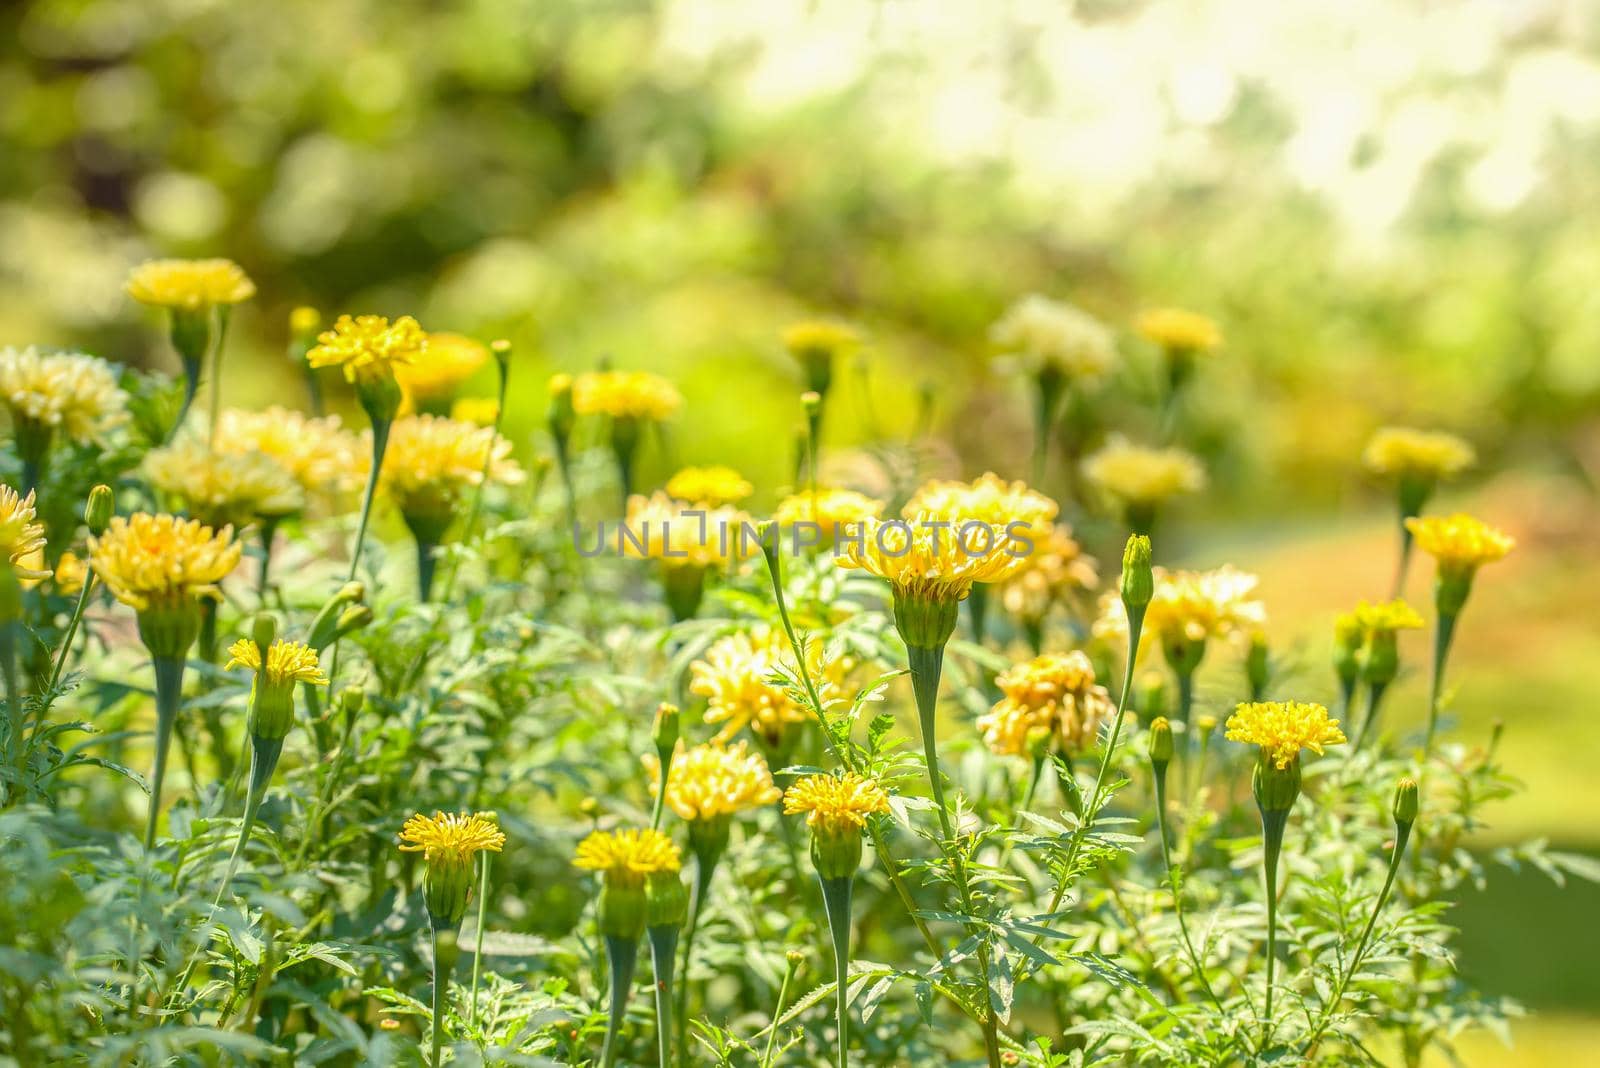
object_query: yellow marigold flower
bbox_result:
[87,513,242,612]
[307,314,427,385]
[772,487,886,532]
[1353,598,1424,633]
[125,258,256,310]
[380,415,524,530]
[666,465,754,507]
[838,512,1033,605]
[902,473,1059,560]
[0,485,50,582]
[991,294,1117,381]
[978,651,1113,757]
[644,740,782,822]
[690,628,850,745]
[572,370,682,421]
[450,396,500,426]
[1096,565,1266,648]
[54,550,88,595]
[784,320,862,363]
[999,523,1098,622]
[1081,436,1205,507]
[1136,307,1222,353]
[212,407,365,495]
[621,493,755,569]
[143,439,303,528]
[1404,513,1514,572]
[1226,700,1346,770]
[572,828,682,888]
[783,772,890,838]
[399,810,506,863]
[225,638,328,687]
[1363,427,1475,482]
[395,332,490,406]
[0,347,129,444]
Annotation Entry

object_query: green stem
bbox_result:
[1392,523,1414,600]
[347,418,391,583]
[648,925,679,1068]
[760,951,798,1068]
[1154,774,1223,1012]
[1421,611,1458,756]
[470,852,491,1028]
[1352,679,1390,752]
[1260,808,1288,1048]
[431,925,460,1068]
[674,853,718,1068]
[145,656,187,849]
[906,643,952,842]
[819,875,854,1068]
[207,307,230,450]
[2,620,19,796]
[48,574,95,692]
[601,933,640,1068]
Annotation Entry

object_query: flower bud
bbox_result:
[84,484,115,536]
[1393,778,1419,828]
[490,338,512,373]
[1136,670,1169,720]
[1195,713,1217,737]
[1333,612,1362,692]
[785,949,804,969]
[1245,632,1270,700]
[338,686,365,718]
[801,391,822,418]
[652,702,680,756]
[1120,534,1154,610]
[308,582,366,650]
[1148,717,1174,770]
[645,870,688,930]
[252,612,278,654]
[1361,628,1400,687]
[1251,757,1302,814]
[332,605,374,644]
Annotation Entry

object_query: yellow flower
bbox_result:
[572,370,682,421]
[381,414,524,529]
[978,651,1113,757]
[395,332,490,406]
[838,512,1030,604]
[87,513,242,612]
[54,550,88,596]
[143,439,303,528]
[783,320,862,364]
[1096,565,1266,648]
[0,347,129,444]
[572,828,682,889]
[1404,514,1514,572]
[999,523,1098,623]
[307,314,427,385]
[783,772,890,838]
[125,258,255,310]
[644,740,782,822]
[1226,700,1346,769]
[990,294,1117,381]
[0,485,50,582]
[1363,427,1475,482]
[1081,436,1205,507]
[666,466,754,507]
[450,397,500,426]
[225,638,328,686]
[398,810,506,882]
[212,407,365,495]
[620,493,755,569]
[1352,598,1425,633]
[1136,307,1222,353]
[772,487,886,532]
[690,628,850,745]
[902,473,1059,561]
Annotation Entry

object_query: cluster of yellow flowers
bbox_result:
[620,492,755,569]
[212,407,366,495]
[1226,700,1347,770]
[690,627,850,745]
[978,651,1114,757]
[308,314,427,385]
[998,523,1099,624]
[902,472,1059,552]
[143,439,304,529]
[1097,564,1266,649]
[1405,513,1515,572]
[125,258,256,310]
[772,486,886,531]
[571,828,682,886]
[224,638,328,687]
[1363,427,1476,482]
[783,771,891,838]
[644,741,782,822]
[399,811,507,870]
[1135,307,1223,353]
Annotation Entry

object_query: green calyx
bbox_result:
[809,828,864,882]
[891,590,960,651]
[135,598,204,661]
[645,870,688,930]
[1252,756,1302,814]
[423,854,476,929]
[599,878,648,941]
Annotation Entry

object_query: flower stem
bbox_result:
[1259,808,1288,1047]
[1153,775,1223,1011]
[347,417,392,583]
[674,853,718,1068]
[819,874,854,1068]
[601,933,640,1068]
[48,573,96,692]
[469,851,491,1028]
[1352,679,1390,751]
[145,655,187,849]
[648,925,679,1068]
[1421,610,1458,756]
[906,642,953,842]
[431,924,460,1068]
[760,951,798,1068]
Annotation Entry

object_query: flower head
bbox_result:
[54,550,88,595]
[1082,436,1205,508]
[0,485,50,582]
[991,295,1117,381]
[1136,307,1222,353]
[783,320,862,365]
[1096,565,1266,651]
[978,651,1113,757]
[1404,514,1514,573]
[1353,598,1425,634]
[903,473,1058,560]
[621,493,755,569]
[0,347,129,444]
[381,414,524,533]
[125,258,255,310]
[773,487,886,533]
[838,513,1032,605]
[88,513,241,612]
[572,370,682,421]
[307,314,427,386]
[450,397,500,426]
[225,638,328,687]
[1226,700,1346,770]
[395,332,490,407]
[399,811,507,925]
[143,439,303,528]
[212,407,366,495]
[691,628,850,745]
[783,772,890,838]
[666,465,754,507]
[644,740,782,822]
[572,828,682,889]
[1363,427,1475,482]
[999,523,1098,622]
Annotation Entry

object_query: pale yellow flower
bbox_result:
[1226,700,1345,769]
[1363,427,1475,482]
[999,523,1098,622]
[1136,307,1222,353]
[0,485,50,582]
[772,487,886,532]
[902,473,1059,561]
[572,370,682,421]
[690,628,850,745]
[620,493,755,569]
[396,332,491,407]
[978,651,1113,757]
[644,740,782,822]
[88,513,241,612]
[783,321,862,364]
[1082,436,1205,507]
[991,294,1117,381]
[381,414,524,527]
[125,258,255,310]
[211,407,365,495]
[1096,565,1266,649]
[54,550,88,596]
[838,512,1033,604]
[143,439,303,528]
[0,347,129,444]
[783,772,890,838]
[450,397,500,426]
[1352,599,1425,633]
[666,466,754,507]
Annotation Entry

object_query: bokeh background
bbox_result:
[3,0,1598,1061]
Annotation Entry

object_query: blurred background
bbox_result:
[2,0,1597,1061]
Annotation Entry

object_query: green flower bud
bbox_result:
[252,612,278,654]
[1361,629,1400,687]
[801,390,823,418]
[687,815,731,867]
[652,702,680,756]
[1393,778,1419,828]
[338,687,365,718]
[85,484,115,536]
[1120,534,1154,610]
[332,605,374,644]
[645,870,688,930]
[1252,757,1302,814]
[1246,632,1271,700]
[490,338,512,373]
[1148,717,1174,771]
[308,582,365,650]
